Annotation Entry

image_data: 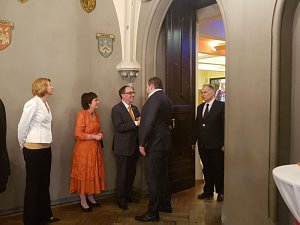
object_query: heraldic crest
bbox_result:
[80,0,96,13]
[96,33,115,58]
[0,20,14,50]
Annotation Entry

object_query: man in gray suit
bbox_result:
[112,86,140,210]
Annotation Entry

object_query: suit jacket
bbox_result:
[18,96,52,148]
[193,99,225,149]
[111,102,140,156]
[139,90,173,152]
[0,98,10,192]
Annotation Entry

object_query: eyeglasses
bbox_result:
[123,91,136,95]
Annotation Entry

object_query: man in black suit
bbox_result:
[0,98,10,193]
[192,84,225,202]
[135,77,173,222]
[112,86,140,210]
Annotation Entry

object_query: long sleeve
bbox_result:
[74,111,89,141]
[111,105,137,133]
[18,100,37,148]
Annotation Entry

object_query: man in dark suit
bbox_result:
[135,77,173,222]
[192,84,225,202]
[0,98,10,193]
[112,86,140,210]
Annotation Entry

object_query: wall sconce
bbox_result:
[118,69,139,84]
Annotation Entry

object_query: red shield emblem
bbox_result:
[0,21,14,50]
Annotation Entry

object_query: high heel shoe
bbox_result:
[80,203,92,212]
[87,198,101,207]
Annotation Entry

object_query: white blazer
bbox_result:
[18,96,52,148]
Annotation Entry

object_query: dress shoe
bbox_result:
[197,192,213,200]
[87,198,101,207]
[158,206,172,213]
[217,194,224,202]
[126,197,139,203]
[80,204,92,212]
[45,217,60,223]
[135,212,160,222]
[117,201,128,210]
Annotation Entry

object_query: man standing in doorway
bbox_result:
[135,77,173,222]
[192,84,225,202]
[112,86,140,210]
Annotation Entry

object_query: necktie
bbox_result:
[203,103,209,118]
[128,106,135,121]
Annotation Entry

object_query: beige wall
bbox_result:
[0,0,136,214]
[291,1,300,163]
[1,0,299,224]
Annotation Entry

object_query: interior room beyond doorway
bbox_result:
[195,4,226,180]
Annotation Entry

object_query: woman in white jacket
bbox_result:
[18,78,59,225]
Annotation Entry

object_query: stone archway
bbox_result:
[137,0,300,224]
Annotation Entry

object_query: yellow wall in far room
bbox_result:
[197,70,225,104]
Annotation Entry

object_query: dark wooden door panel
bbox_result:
[165,0,196,193]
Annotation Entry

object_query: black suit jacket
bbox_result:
[194,100,224,149]
[0,98,10,192]
[139,90,173,152]
[111,102,140,156]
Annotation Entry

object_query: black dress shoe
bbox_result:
[117,201,128,210]
[197,192,213,200]
[45,216,60,223]
[80,204,92,212]
[126,197,139,203]
[46,217,60,223]
[135,212,160,222]
[159,206,172,213]
[87,198,101,207]
[217,194,224,202]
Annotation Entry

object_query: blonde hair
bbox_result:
[32,78,51,97]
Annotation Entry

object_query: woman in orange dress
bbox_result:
[70,92,106,212]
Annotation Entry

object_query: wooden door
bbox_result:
[165,0,196,193]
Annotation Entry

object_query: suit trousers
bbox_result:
[23,147,52,225]
[115,152,138,203]
[145,151,171,214]
[199,147,224,194]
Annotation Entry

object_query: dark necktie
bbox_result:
[203,103,209,118]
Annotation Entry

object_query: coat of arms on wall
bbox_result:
[80,0,96,13]
[0,20,14,50]
[96,33,115,58]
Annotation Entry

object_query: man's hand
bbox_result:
[222,146,224,151]
[192,145,196,150]
[139,146,146,156]
[136,117,141,126]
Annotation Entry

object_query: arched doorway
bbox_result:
[138,0,299,224]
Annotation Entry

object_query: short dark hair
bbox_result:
[118,85,131,98]
[148,77,163,89]
[81,92,98,110]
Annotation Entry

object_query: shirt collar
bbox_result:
[148,89,162,98]
[122,101,130,108]
[205,98,215,106]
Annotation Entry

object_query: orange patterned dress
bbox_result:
[70,110,106,195]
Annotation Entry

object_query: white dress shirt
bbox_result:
[202,98,215,117]
[18,96,52,148]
